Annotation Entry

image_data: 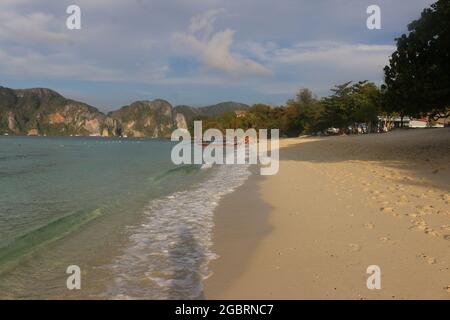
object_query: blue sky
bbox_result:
[0,0,435,111]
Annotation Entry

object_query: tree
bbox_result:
[320,82,354,132]
[292,89,324,134]
[352,81,381,133]
[383,0,450,120]
[186,82,382,138]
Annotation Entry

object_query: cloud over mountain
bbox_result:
[0,0,435,108]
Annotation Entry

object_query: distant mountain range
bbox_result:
[0,86,249,138]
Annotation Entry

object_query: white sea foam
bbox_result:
[106,163,251,299]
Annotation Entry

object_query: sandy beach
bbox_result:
[204,128,450,299]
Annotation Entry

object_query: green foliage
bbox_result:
[188,82,382,137]
[383,0,450,119]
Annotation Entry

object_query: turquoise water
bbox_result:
[0,136,250,299]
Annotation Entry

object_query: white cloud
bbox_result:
[0,48,121,81]
[188,8,225,37]
[273,41,395,70]
[0,0,433,107]
[174,9,271,77]
[0,10,69,44]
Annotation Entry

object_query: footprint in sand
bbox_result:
[413,220,427,229]
[348,243,361,252]
[417,253,437,265]
[364,223,375,229]
[446,285,450,293]
[380,207,400,217]
[397,195,409,204]
[415,205,434,215]
[411,219,429,231]
[379,236,391,243]
[410,218,441,237]
[425,229,440,237]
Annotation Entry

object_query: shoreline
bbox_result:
[204,129,450,299]
[204,165,272,296]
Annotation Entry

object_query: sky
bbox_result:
[0,0,435,111]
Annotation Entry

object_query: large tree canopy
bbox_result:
[383,0,450,119]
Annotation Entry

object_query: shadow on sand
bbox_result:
[280,128,450,192]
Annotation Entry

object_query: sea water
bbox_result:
[0,136,250,299]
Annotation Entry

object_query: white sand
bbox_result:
[205,128,450,299]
